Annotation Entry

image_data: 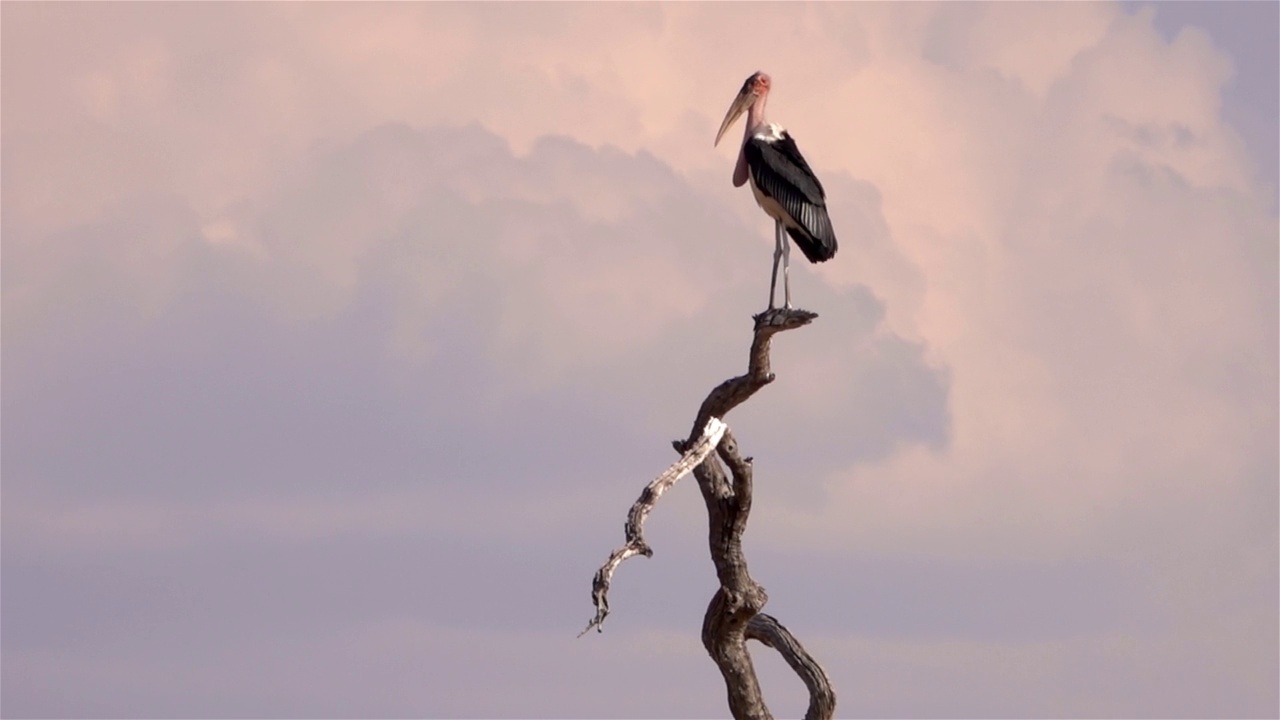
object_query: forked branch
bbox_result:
[584,307,834,720]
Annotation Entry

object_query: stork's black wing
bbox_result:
[744,132,837,263]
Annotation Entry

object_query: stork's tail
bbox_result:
[787,207,837,263]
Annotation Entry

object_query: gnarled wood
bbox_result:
[581,417,727,636]
[585,307,835,720]
[747,614,837,720]
[685,308,817,445]
[678,428,772,719]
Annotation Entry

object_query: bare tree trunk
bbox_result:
[583,308,836,720]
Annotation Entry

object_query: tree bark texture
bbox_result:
[584,308,835,720]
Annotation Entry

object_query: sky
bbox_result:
[2,2,1276,718]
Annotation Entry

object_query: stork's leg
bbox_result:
[783,230,793,309]
[769,221,783,309]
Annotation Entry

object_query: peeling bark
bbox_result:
[580,416,727,637]
[584,307,835,720]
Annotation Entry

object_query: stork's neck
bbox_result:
[744,92,769,138]
[731,92,770,188]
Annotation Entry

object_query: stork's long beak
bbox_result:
[714,89,755,147]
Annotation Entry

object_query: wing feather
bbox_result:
[743,131,838,262]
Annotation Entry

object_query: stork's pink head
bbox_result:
[743,71,771,96]
[715,71,772,147]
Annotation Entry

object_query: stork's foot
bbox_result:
[752,306,818,331]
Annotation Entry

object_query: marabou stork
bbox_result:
[715,71,837,310]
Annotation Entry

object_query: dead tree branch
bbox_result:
[683,308,818,445]
[747,613,837,720]
[585,307,835,720]
[580,416,727,637]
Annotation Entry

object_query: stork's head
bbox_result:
[714,71,771,147]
